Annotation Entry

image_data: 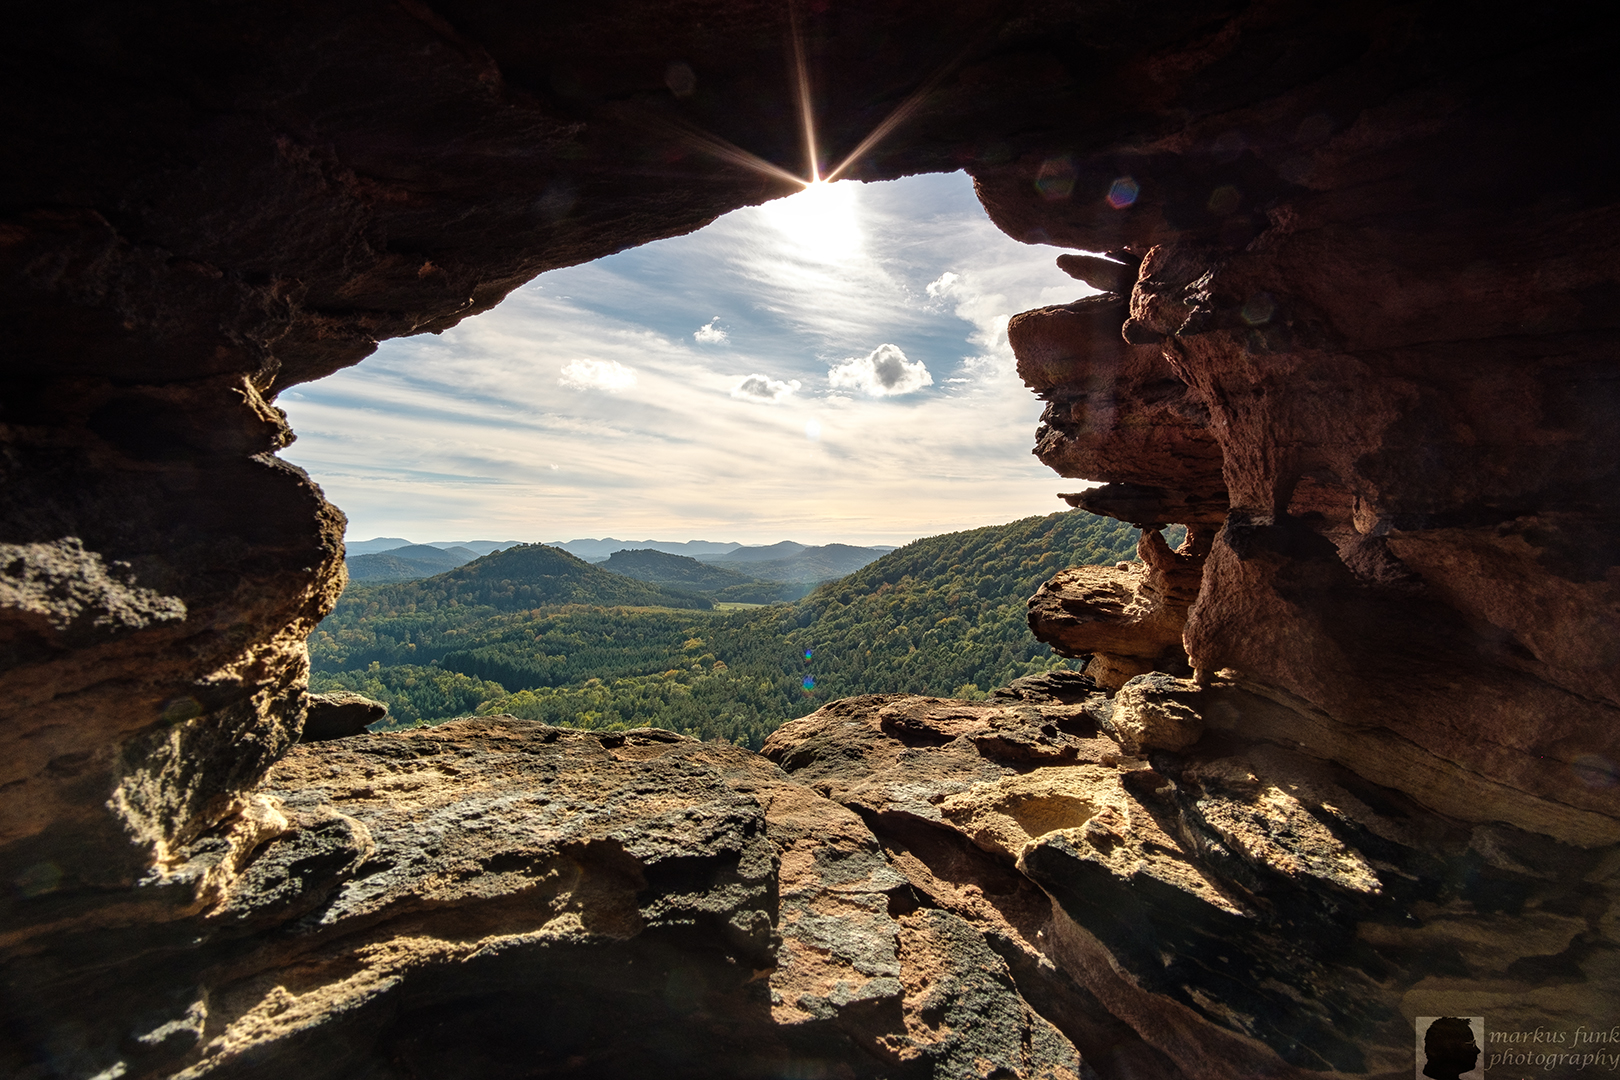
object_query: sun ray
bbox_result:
[823,44,977,183]
[789,1,821,184]
[626,11,984,196]
[676,122,810,189]
[620,106,809,189]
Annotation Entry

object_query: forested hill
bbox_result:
[601,548,807,604]
[774,511,1176,703]
[336,543,712,616]
[601,549,757,590]
[310,511,1170,746]
[705,542,891,583]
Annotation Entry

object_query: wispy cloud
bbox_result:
[559,358,637,392]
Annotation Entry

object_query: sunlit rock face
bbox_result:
[763,682,1617,1079]
[2,1,1617,1077]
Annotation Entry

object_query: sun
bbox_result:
[760,179,861,261]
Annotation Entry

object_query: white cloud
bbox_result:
[926,272,959,298]
[827,343,933,397]
[694,317,729,344]
[559,358,636,392]
[729,373,800,403]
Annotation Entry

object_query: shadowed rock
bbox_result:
[299,691,388,742]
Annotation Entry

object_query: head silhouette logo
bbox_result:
[1417,1017,1483,1080]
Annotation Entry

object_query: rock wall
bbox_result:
[3,2,1617,1077]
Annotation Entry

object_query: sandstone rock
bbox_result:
[1057,484,1228,529]
[768,690,1620,1080]
[988,669,1099,705]
[1054,253,1136,296]
[1105,674,1205,755]
[1008,298,1227,511]
[1026,528,1209,691]
[764,692,1197,1077]
[5,719,1098,1079]
[299,690,388,742]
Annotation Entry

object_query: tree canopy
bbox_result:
[309,512,1175,748]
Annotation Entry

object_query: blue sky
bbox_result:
[277,170,1098,546]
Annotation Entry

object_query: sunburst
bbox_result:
[659,5,969,196]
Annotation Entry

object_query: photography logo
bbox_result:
[1417,1017,1484,1080]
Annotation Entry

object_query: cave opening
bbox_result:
[274,169,1102,549]
[5,4,1618,1077]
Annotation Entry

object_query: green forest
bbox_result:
[309,511,1173,749]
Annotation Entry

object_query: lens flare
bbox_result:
[1106,178,1140,209]
[802,675,816,690]
[1035,156,1077,201]
[1240,293,1276,326]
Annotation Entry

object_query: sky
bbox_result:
[277,170,1099,547]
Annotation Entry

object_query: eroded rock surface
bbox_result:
[764,682,1620,1080]
[1027,528,1212,690]
[4,719,1085,1079]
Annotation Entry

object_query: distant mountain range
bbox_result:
[347,536,521,556]
[347,543,483,582]
[345,536,896,585]
[343,543,713,612]
[600,549,810,604]
[311,510,1163,741]
[706,543,893,583]
[546,538,743,561]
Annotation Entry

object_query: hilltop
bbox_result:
[549,537,743,561]
[346,543,481,582]
[334,542,713,616]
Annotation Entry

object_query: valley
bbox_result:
[311,511,1172,746]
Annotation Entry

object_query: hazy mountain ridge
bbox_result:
[702,541,804,563]
[346,536,895,583]
[550,538,744,561]
[337,542,714,614]
[711,543,893,583]
[601,549,810,604]
[347,542,508,582]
